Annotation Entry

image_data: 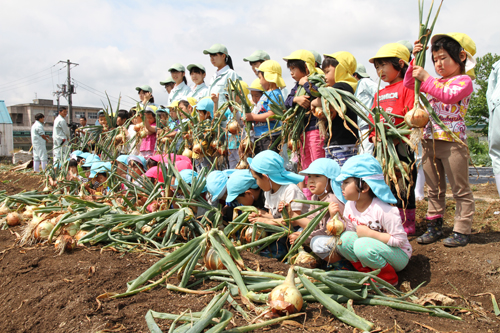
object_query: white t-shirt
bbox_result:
[264,184,308,218]
[127,124,139,155]
[343,197,412,258]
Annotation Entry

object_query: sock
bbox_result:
[33,160,40,172]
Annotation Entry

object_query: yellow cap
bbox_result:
[430,33,477,79]
[369,43,411,64]
[168,100,179,108]
[257,60,286,88]
[283,50,317,75]
[229,80,252,105]
[180,96,198,106]
[323,51,358,91]
[249,78,264,92]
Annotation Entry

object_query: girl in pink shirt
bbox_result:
[140,109,157,158]
[332,154,412,286]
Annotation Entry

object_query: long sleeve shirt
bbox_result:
[207,65,241,106]
[53,115,70,143]
[167,82,191,105]
[354,78,378,129]
[285,82,319,132]
[343,197,412,258]
[404,59,473,142]
[306,192,345,243]
[187,82,209,101]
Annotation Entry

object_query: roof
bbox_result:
[0,101,13,124]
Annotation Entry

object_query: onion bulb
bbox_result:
[74,230,88,242]
[0,202,10,215]
[160,137,168,144]
[210,139,219,150]
[34,221,54,240]
[141,225,152,234]
[404,104,429,128]
[115,134,124,145]
[217,146,228,156]
[268,266,303,315]
[182,147,193,158]
[134,123,143,132]
[326,213,344,236]
[227,120,239,135]
[293,247,318,268]
[243,226,266,244]
[6,212,22,226]
[139,128,149,138]
[192,142,202,154]
[204,247,225,270]
[235,160,249,169]
[22,206,35,219]
[313,107,325,119]
[64,222,80,237]
[287,139,295,151]
[55,234,76,254]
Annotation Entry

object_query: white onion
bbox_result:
[268,266,303,315]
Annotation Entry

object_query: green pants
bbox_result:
[337,231,409,272]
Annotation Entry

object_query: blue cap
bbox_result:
[89,161,112,178]
[196,98,214,118]
[335,154,397,204]
[174,169,207,193]
[226,169,260,203]
[71,150,83,157]
[82,154,101,167]
[80,152,91,160]
[127,155,147,169]
[206,170,235,200]
[299,158,345,203]
[116,154,130,165]
[248,150,304,186]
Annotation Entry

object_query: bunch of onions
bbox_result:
[293,247,318,268]
[243,226,266,244]
[34,221,54,240]
[235,159,249,169]
[312,106,326,120]
[6,212,22,226]
[227,120,239,135]
[326,213,344,236]
[204,247,225,270]
[404,104,429,128]
[54,234,76,254]
[268,266,303,315]
[182,147,193,158]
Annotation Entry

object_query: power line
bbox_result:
[0,65,66,93]
[73,79,133,107]
[76,84,134,108]
[0,63,60,89]
[0,75,55,94]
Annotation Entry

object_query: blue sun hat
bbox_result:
[335,154,396,204]
[299,158,345,203]
[248,150,304,185]
[196,98,215,118]
[127,155,147,169]
[89,161,112,178]
[70,150,83,160]
[82,154,101,167]
[206,169,235,201]
[116,154,130,166]
[80,152,91,160]
[174,169,208,193]
[226,169,260,203]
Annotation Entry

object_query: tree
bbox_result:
[465,53,500,136]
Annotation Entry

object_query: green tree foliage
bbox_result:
[465,53,500,136]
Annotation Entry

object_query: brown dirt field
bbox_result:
[0,171,499,332]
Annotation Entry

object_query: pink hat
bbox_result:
[175,160,192,172]
[150,153,191,164]
[145,167,164,182]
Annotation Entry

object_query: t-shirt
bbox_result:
[264,184,308,219]
[369,80,414,140]
[140,123,156,152]
[343,197,412,258]
[325,82,359,146]
[254,89,283,138]
[307,192,345,243]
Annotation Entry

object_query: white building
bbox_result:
[0,100,14,156]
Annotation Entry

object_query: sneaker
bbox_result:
[443,232,470,247]
[416,217,443,244]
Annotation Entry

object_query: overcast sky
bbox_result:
[1,0,498,111]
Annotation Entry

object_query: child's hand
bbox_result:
[310,97,321,110]
[211,93,219,104]
[412,41,428,56]
[412,66,430,82]
[328,202,340,217]
[293,95,310,109]
[243,113,253,121]
[298,76,309,86]
[278,201,287,212]
[288,231,301,245]
[356,225,372,238]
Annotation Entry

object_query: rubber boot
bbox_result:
[350,261,373,273]
[399,208,416,235]
[377,263,399,286]
[416,216,443,244]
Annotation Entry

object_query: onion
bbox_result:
[287,139,295,151]
[55,234,76,254]
[134,123,143,132]
[160,137,168,144]
[235,160,249,169]
[141,225,152,234]
[6,212,22,226]
[64,222,80,237]
[0,202,10,215]
[326,213,344,236]
[227,120,239,135]
[115,134,124,145]
[243,226,266,244]
[313,107,325,119]
[182,147,193,158]
[193,142,203,154]
[22,206,35,219]
[42,186,51,192]
[204,247,225,270]
[34,221,54,240]
[210,139,219,150]
[293,248,318,268]
[217,146,228,156]
[268,266,303,315]
[74,230,88,242]
[139,129,148,138]
[404,104,429,128]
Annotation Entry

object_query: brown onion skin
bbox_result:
[204,247,225,270]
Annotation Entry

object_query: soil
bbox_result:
[0,170,499,332]
[0,170,44,195]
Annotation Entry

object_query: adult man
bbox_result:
[53,106,71,163]
[31,113,50,172]
[353,63,377,155]
[79,116,87,127]
[487,59,500,196]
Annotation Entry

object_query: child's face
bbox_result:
[169,109,178,120]
[251,91,263,104]
[432,49,464,79]
[145,113,155,125]
[250,169,272,192]
[250,61,264,76]
[116,162,127,177]
[130,163,144,178]
[139,90,152,103]
[190,71,206,85]
[210,53,226,69]
[257,72,270,91]
[165,83,175,94]
[307,174,329,196]
[289,66,307,82]
[198,110,210,121]
[96,173,107,183]
[116,117,125,126]
[341,177,360,201]
[323,65,337,87]
[375,60,402,85]
[236,190,255,206]
[98,116,107,126]
[179,104,192,117]
[171,71,184,84]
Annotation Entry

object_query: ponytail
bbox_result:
[226,54,234,70]
[149,96,155,104]
[182,76,187,85]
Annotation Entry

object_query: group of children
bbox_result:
[53,31,478,285]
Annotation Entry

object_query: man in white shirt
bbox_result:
[53,106,71,164]
[353,64,378,155]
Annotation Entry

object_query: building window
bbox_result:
[11,113,23,124]
[75,112,86,120]
[88,112,98,120]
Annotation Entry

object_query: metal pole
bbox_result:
[67,59,73,123]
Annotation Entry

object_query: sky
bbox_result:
[0,0,499,111]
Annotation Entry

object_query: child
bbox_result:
[245,79,265,143]
[127,155,147,186]
[67,159,82,181]
[206,169,235,203]
[135,85,157,108]
[243,50,271,76]
[226,169,266,213]
[187,64,209,100]
[404,33,476,247]
[167,63,191,105]
[287,158,346,265]
[245,60,284,155]
[160,76,176,96]
[172,169,209,216]
[333,154,412,285]
[369,43,417,235]
[193,98,216,171]
[313,52,359,166]
[86,162,112,195]
[226,80,251,169]
[140,108,157,158]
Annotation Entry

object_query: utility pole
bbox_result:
[57,59,78,123]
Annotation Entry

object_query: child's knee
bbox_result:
[353,238,381,262]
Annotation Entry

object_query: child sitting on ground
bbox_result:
[332,154,412,285]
